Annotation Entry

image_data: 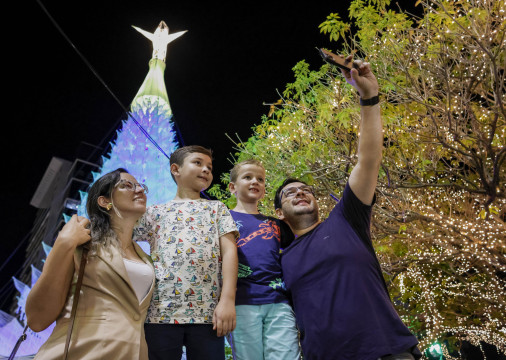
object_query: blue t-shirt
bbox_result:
[281,184,419,360]
[231,211,289,305]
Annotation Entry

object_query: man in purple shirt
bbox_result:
[274,57,421,360]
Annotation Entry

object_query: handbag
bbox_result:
[8,243,90,360]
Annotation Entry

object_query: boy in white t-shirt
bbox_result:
[134,145,239,360]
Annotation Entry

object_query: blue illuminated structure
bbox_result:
[0,21,184,357]
[76,21,185,216]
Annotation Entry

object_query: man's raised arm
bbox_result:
[342,56,382,205]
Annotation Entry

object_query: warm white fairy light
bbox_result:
[225,0,505,355]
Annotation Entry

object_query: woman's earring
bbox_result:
[106,203,113,211]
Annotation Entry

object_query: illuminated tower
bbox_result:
[0,22,186,357]
[76,21,186,216]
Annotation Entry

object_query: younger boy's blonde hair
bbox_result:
[229,159,265,183]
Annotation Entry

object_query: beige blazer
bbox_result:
[34,242,155,360]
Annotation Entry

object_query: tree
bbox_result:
[210,0,505,355]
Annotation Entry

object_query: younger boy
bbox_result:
[133,145,239,360]
[227,159,300,360]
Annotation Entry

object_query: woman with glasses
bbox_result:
[26,168,155,360]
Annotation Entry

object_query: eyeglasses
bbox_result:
[115,179,149,194]
[280,185,314,199]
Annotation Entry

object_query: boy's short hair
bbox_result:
[230,159,265,183]
[274,178,308,210]
[170,145,213,182]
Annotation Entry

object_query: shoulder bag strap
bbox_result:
[8,325,28,360]
[63,243,90,360]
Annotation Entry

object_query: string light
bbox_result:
[227,0,506,356]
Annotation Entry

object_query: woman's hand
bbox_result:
[57,215,91,248]
[26,215,91,332]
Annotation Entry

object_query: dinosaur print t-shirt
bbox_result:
[230,211,289,305]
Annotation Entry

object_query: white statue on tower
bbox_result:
[132,21,187,62]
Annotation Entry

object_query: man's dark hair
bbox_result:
[169,145,213,182]
[274,178,308,210]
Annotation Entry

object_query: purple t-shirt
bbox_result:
[281,184,419,360]
[231,211,289,305]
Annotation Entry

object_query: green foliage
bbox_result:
[225,340,233,359]
[319,13,350,42]
[218,0,506,355]
[207,183,236,209]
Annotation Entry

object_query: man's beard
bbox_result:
[293,206,316,216]
[288,204,319,229]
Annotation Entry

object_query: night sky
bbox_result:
[1,1,420,308]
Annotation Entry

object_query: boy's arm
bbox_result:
[213,231,238,336]
[132,209,152,243]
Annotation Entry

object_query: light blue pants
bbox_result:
[228,303,301,360]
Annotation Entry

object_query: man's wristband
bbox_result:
[360,95,380,106]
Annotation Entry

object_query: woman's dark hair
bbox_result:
[86,168,129,242]
[274,178,308,210]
